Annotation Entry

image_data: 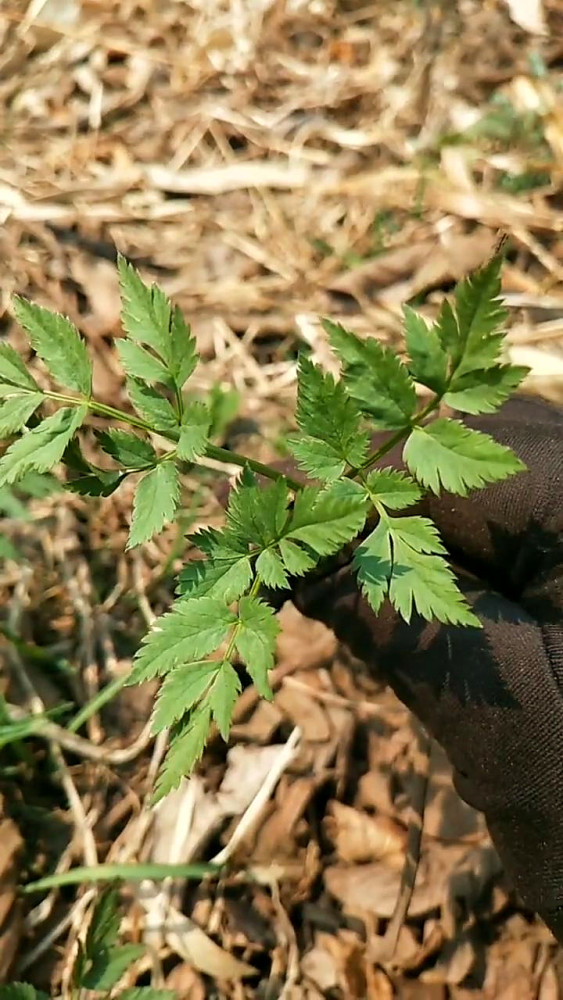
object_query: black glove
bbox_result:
[288,396,563,941]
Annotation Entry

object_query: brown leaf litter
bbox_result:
[1,0,563,995]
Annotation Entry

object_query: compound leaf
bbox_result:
[13,297,92,397]
[177,401,210,461]
[278,537,316,576]
[388,538,480,626]
[116,339,171,386]
[388,515,447,554]
[323,319,416,430]
[226,475,290,548]
[154,704,211,801]
[235,596,280,699]
[403,418,526,496]
[177,533,252,603]
[168,305,198,388]
[0,393,42,436]
[152,660,221,732]
[130,598,236,684]
[118,256,171,358]
[363,468,422,511]
[98,429,156,469]
[256,548,289,589]
[0,343,39,392]
[403,305,448,393]
[82,943,145,990]
[288,355,369,480]
[84,887,120,955]
[126,377,178,432]
[127,460,179,549]
[437,256,507,377]
[0,406,86,487]
[353,519,392,614]
[287,479,367,556]
[444,364,529,415]
[118,257,198,391]
[208,660,241,740]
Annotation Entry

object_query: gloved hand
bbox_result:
[287,395,563,941]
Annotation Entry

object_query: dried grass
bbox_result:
[1,0,563,995]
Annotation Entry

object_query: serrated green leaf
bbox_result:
[256,548,289,589]
[209,660,241,740]
[130,598,236,684]
[364,468,422,511]
[444,364,529,414]
[0,343,39,391]
[85,887,120,955]
[118,257,198,392]
[169,304,198,388]
[126,377,178,431]
[403,418,526,496]
[13,297,92,396]
[116,338,171,386]
[388,538,480,626]
[287,355,369,480]
[120,991,177,1000]
[177,401,210,460]
[227,475,290,547]
[127,461,179,549]
[66,469,126,497]
[278,537,316,576]
[403,306,448,393]
[82,943,145,990]
[437,256,507,377]
[118,256,171,358]
[16,470,60,498]
[0,405,86,487]
[235,596,280,698]
[154,705,211,800]
[286,480,367,556]
[152,660,221,732]
[388,515,447,554]
[323,319,416,430]
[353,519,392,614]
[0,392,42,435]
[286,435,346,482]
[98,428,156,469]
[0,985,49,1000]
[177,544,253,603]
[64,438,127,496]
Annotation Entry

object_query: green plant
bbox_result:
[0,889,176,1000]
[0,254,528,800]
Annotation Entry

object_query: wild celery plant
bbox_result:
[1,888,175,1000]
[0,255,528,800]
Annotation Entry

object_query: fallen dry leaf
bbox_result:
[0,796,23,983]
[325,843,468,920]
[324,801,407,864]
[275,603,337,672]
[143,893,256,980]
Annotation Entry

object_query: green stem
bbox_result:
[44,391,303,490]
[22,861,222,894]
[352,394,441,478]
[205,443,303,491]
